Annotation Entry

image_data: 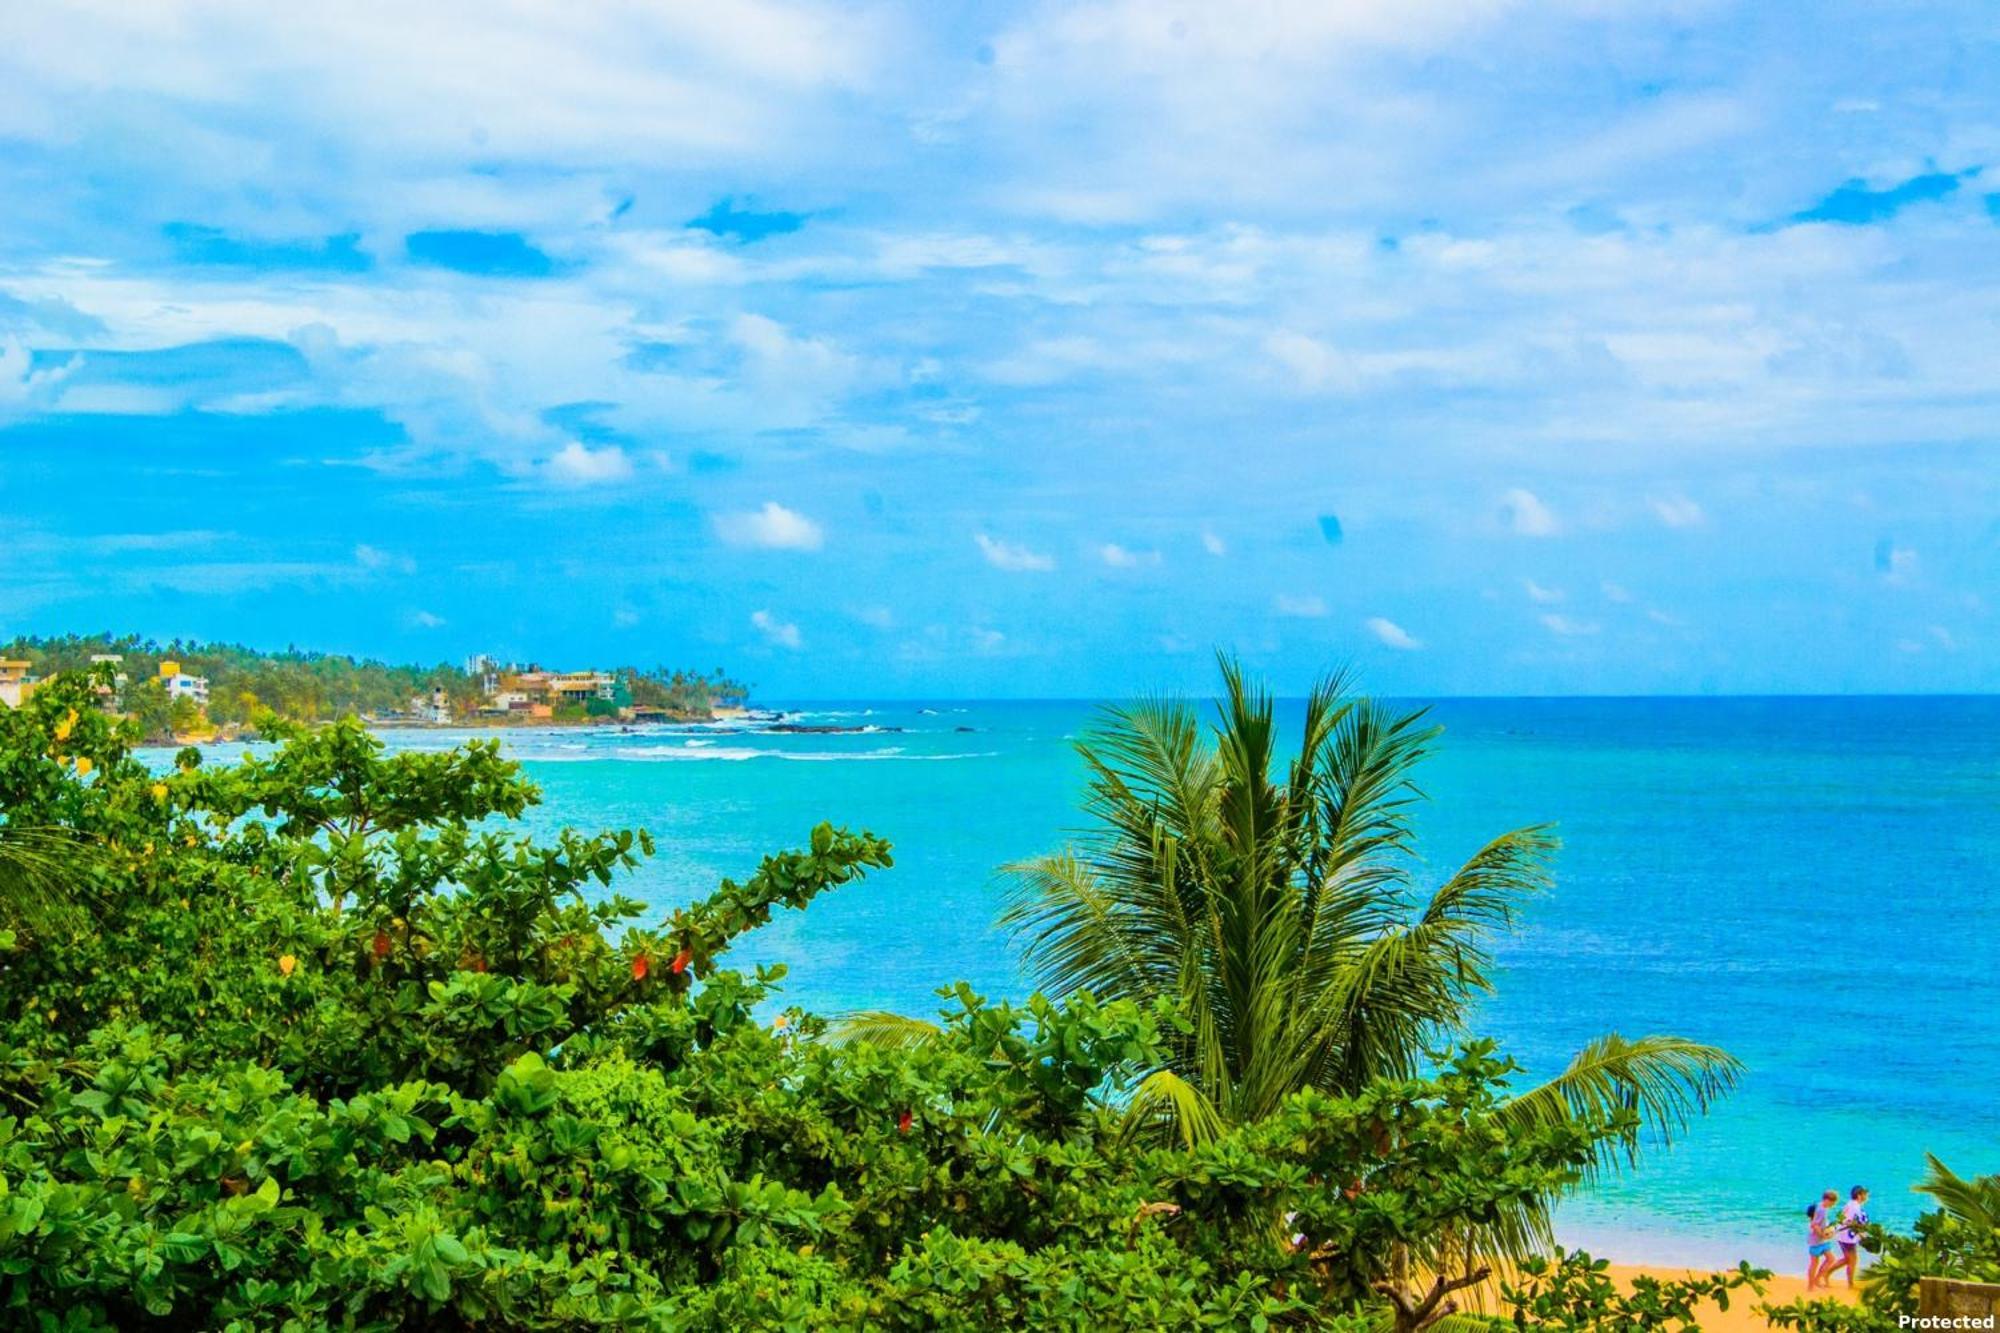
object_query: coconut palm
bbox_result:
[848,656,1739,1261]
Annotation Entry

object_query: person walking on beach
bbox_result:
[1805,1189,1841,1289]
[1821,1185,1870,1289]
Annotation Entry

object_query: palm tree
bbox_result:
[848,656,1739,1260]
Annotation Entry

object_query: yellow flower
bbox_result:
[151,782,169,802]
[278,954,297,977]
[53,709,77,741]
[74,756,93,777]
[774,1014,791,1031]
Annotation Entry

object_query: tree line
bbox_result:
[0,633,748,740]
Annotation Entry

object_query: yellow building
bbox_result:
[0,659,33,709]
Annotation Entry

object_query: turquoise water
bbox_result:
[180,697,2000,1269]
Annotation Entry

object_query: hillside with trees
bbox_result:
[0,634,746,740]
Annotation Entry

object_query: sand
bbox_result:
[1443,1263,1863,1331]
[1602,1264,1862,1332]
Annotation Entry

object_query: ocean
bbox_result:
[168,696,2000,1271]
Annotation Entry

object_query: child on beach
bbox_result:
[1805,1189,1841,1290]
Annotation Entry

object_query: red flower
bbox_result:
[372,931,392,960]
[670,947,692,975]
[897,1109,913,1135]
[631,954,650,981]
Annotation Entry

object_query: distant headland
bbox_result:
[0,634,753,744]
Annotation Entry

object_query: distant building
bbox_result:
[465,653,503,696]
[476,664,622,718]
[87,654,128,710]
[157,660,209,706]
[408,687,452,724]
[0,659,34,709]
[548,671,616,704]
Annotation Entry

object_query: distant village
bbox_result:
[382,656,752,726]
[0,638,750,741]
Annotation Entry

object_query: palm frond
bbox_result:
[1000,850,1187,1006]
[1124,1067,1225,1148]
[1915,1153,2000,1230]
[1406,825,1558,993]
[825,1011,943,1050]
[0,826,91,936]
[1502,1033,1743,1176]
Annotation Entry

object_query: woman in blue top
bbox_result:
[1805,1188,1840,1289]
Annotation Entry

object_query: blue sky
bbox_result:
[0,2,1994,697]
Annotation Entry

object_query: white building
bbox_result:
[158,661,209,706]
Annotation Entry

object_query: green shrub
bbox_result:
[0,672,1758,1330]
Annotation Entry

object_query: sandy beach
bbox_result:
[1603,1265,1860,1332]
[1450,1264,1861,1331]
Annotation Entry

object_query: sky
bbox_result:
[0,1,1995,697]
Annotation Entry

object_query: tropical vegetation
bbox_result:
[854,658,1742,1265]
[0,665,1799,1330]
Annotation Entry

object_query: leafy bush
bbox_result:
[0,673,1755,1330]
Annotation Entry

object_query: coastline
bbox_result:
[1604,1265,1857,1332]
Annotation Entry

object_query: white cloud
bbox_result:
[1646,607,1683,626]
[1265,330,1360,393]
[1500,488,1559,537]
[975,532,1055,572]
[1523,579,1565,604]
[716,501,825,551]
[0,3,882,184]
[407,609,446,629]
[85,530,228,554]
[1275,593,1328,618]
[354,543,416,574]
[1540,613,1599,637]
[1200,528,1227,556]
[1098,542,1159,568]
[730,313,862,403]
[1601,580,1634,603]
[854,605,895,629]
[1878,541,1919,584]
[750,608,802,649]
[1364,616,1422,650]
[542,441,634,487]
[0,336,78,413]
[1649,494,1706,528]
